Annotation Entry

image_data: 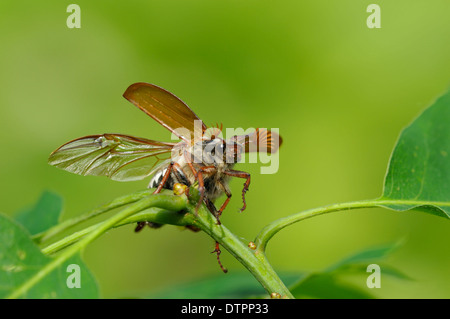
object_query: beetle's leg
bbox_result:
[134,222,146,232]
[223,169,251,212]
[135,161,175,232]
[217,181,232,220]
[211,241,228,273]
[134,221,164,232]
[152,161,175,194]
[195,165,216,213]
[184,149,198,177]
[203,198,220,225]
[172,162,191,186]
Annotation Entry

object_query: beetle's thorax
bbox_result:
[149,137,243,201]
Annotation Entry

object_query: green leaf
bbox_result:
[327,243,411,280]
[328,264,412,281]
[0,213,99,298]
[147,272,301,299]
[15,191,63,236]
[289,243,409,299]
[371,264,413,281]
[290,274,374,299]
[326,243,399,272]
[381,90,450,218]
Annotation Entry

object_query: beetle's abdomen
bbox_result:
[149,165,229,202]
[148,167,189,190]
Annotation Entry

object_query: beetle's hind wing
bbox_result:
[48,134,174,181]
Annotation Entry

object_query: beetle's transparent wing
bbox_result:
[48,134,174,181]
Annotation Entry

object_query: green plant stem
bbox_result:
[254,199,377,253]
[33,189,153,244]
[7,193,187,299]
[38,189,294,298]
[19,193,437,299]
[253,197,449,254]
[189,201,294,298]
[42,208,189,255]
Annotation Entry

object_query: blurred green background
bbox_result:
[0,0,449,298]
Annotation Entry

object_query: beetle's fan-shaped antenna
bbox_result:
[234,128,282,154]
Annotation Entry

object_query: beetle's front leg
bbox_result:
[195,165,216,213]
